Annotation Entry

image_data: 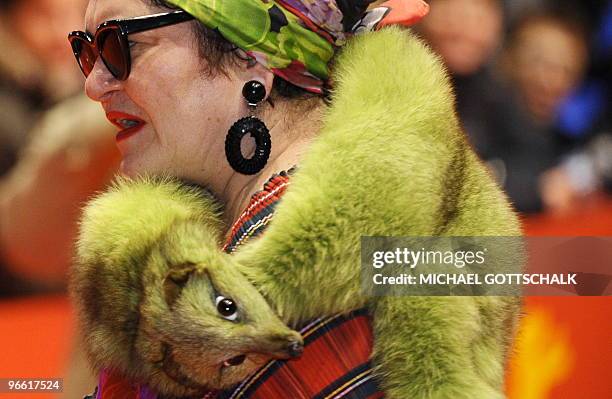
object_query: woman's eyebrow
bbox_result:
[85,3,121,36]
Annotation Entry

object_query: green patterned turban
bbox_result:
[167,0,429,94]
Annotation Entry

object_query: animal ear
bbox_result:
[163,264,195,307]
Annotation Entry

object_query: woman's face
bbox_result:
[83,0,248,188]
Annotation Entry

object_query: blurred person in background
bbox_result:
[542,0,612,209]
[0,0,118,295]
[494,7,590,213]
[415,0,548,212]
[416,0,604,213]
[500,10,589,126]
[498,6,611,214]
[0,0,117,395]
[0,0,86,176]
[415,0,504,77]
[0,1,43,178]
[0,0,86,103]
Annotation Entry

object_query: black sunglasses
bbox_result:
[68,10,194,81]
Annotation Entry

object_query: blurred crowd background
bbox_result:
[0,0,610,297]
[416,0,612,215]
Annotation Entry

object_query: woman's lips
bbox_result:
[106,111,146,143]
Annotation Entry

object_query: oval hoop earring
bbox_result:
[225,81,271,175]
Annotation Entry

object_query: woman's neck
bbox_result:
[222,97,325,228]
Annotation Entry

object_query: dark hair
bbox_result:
[149,0,317,100]
[506,6,590,51]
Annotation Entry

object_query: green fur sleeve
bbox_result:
[233,28,520,322]
[229,28,521,398]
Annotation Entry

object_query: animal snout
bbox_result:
[287,340,303,358]
[264,333,304,360]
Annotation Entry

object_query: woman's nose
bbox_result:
[85,57,122,102]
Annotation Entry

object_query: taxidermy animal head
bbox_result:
[72,177,303,398]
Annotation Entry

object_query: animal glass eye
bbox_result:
[216,296,238,321]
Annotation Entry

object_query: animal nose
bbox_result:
[287,340,303,358]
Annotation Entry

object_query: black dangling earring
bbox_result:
[225,81,271,175]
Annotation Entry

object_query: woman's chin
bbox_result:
[118,156,149,178]
[118,160,135,177]
[119,154,174,179]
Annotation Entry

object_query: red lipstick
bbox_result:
[106,111,146,143]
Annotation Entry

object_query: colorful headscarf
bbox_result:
[167,0,429,94]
